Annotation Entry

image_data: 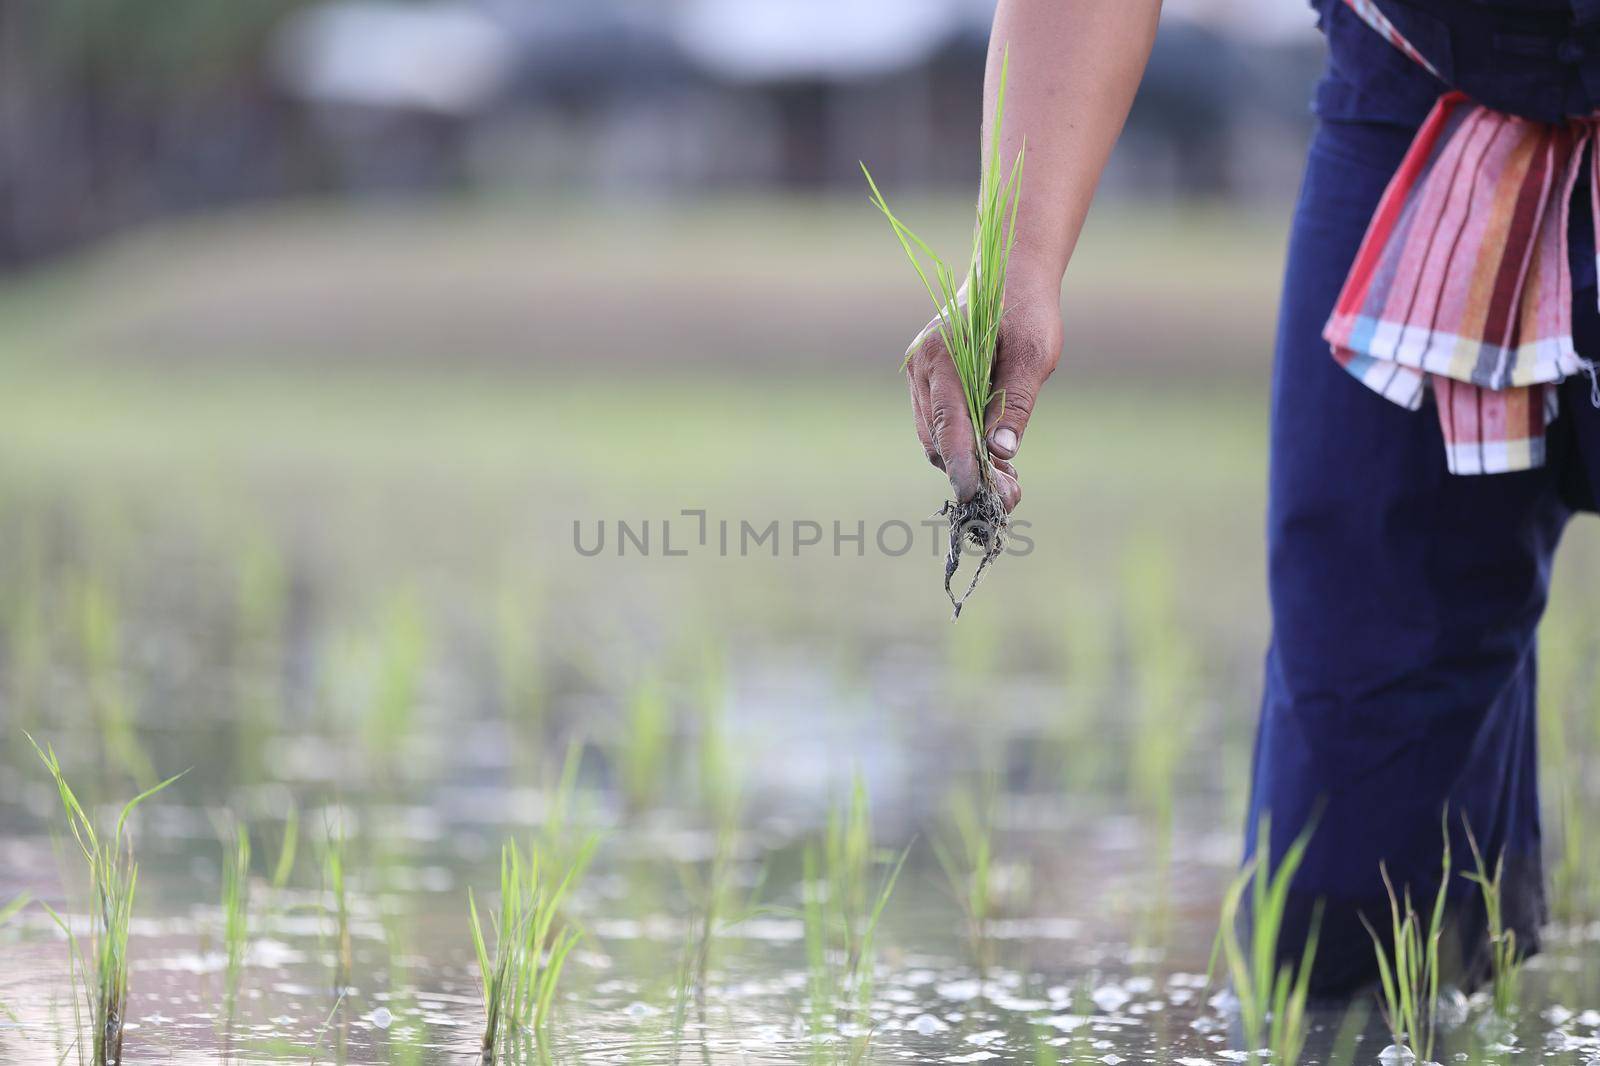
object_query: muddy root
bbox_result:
[938,482,1008,620]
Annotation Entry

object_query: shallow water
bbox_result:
[7,598,1600,1066]
[2,288,1600,1062]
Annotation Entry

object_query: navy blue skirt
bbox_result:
[1243,7,1600,996]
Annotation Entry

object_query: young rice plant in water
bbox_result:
[801,782,908,1055]
[619,672,671,814]
[801,848,904,1065]
[29,733,183,1066]
[674,818,768,1024]
[1210,818,1319,1066]
[1364,828,1452,1064]
[1461,819,1522,1018]
[319,813,354,994]
[826,780,909,1011]
[272,805,299,895]
[863,48,1025,618]
[222,824,251,1024]
[468,834,597,1061]
[933,786,997,976]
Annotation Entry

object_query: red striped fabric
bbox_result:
[1327,2,1600,474]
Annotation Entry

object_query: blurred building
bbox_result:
[0,0,1324,269]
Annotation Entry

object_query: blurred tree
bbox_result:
[0,0,315,266]
[37,0,304,87]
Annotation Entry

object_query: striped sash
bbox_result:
[1327,0,1600,474]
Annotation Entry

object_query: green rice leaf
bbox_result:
[863,46,1025,466]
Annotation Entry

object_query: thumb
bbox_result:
[984,330,1058,460]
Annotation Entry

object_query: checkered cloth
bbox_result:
[1327,1,1600,474]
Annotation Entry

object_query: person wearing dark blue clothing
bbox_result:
[898,0,1600,995]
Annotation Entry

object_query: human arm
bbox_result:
[907,0,1163,507]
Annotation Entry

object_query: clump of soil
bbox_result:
[939,463,1008,620]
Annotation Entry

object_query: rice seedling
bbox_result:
[1120,539,1199,952]
[468,834,597,1060]
[848,848,908,1017]
[71,575,158,790]
[537,738,589,874]
[1208,818,1319,1066]
[1033,1028,1059,1066]
[826,778,878,975]
[820,779,911,1012]
[618,672,672,813]
[1050,588,1116,795]
[1120,538,1198,836]
[801,783,909,1043]
[496,575,545,738]
[318,813,353,993]
[221,824,251,1023]
[363,589,427,768]
[28,733,183,1066]
[665,935,697,1056]
[233,534,288,650]
[272,805,299,893]
[675,817,768,1017]
[667,824,772,1061]
[801,845,880,1064]
[1364,829,1452,1064]
[244,804,299,971]
[1460,820,1521,1018]
[801,844,835,1037]
[231,537,287,786]
[863,47,1025,617]
[933,786,996,976]
[695,646,737,829]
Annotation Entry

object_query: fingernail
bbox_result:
[991,427,1018,457]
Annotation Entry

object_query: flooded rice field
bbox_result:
[3,467,1600,1066]
[4,203,1600,1064]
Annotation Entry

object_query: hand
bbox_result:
[904,274,1063,511]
